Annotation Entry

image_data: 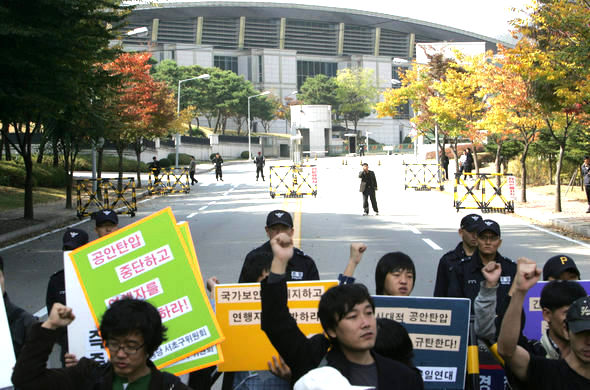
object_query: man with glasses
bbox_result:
[12,298,192,390]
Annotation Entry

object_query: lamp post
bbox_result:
[247,90,271,160]
[176,74,210,168]
[285,90,298,133]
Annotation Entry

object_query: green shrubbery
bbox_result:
[240,151,249,159]
[166,153,193,166]
[159,158,171,168]
[0,160,66,188]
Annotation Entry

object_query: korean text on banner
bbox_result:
[373,295,471,390]
[0,292,17,389]
[215,280,338,372]
[523,280,590,341]
[68,207,223,369]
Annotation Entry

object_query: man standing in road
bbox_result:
[582,155,590,213]
[440,151,449,180]
[149,156,161,183]
[189,156,198,186]
[359,163,378,216]
[212,152,224,181]
[433,214,482,297]
[254,151,265,182]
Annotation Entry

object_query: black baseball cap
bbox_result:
[94,209,119,226]
[266,210,293,228]
[543,255,580,281]
[566,296,590,334]
[62,228,89,251]
[460,214,482,232]
[477,219,501,237]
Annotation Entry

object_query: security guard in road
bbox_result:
[433,213,482,297]
[448,219,516,314]
[238,210,319,282]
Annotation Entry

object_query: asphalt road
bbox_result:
[3,155,590,319]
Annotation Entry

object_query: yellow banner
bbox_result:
[215,280,338,372]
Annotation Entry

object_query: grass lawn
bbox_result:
[0,186,66,211]
[528,184,587,202]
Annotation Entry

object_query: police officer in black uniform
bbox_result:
[448,219,516,314]
[238,210,319,282]
[433,214,482,297]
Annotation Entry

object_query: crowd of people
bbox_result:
[2,207,589,390]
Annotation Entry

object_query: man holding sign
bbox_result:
[261,232,423,388]
[497,258,590,389]
[12,299,192,390]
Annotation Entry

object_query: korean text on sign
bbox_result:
[376,307,452,326]
[158,296,192,323]
[105,278,164,307]
[88,232,145,269]
[115,244,174,282]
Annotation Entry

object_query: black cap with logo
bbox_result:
[62,228,89,251]
[94,209,119,226]
[266,210,293,228]
[477,219,501,237]
[566,296,590,334]
[460,214,482,232]
[543,255,580,281]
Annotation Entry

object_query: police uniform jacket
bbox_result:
[448,248,516,314]
[359,170,378,193]
[12,323,191,390]
[582,163,590,186]
[238,241,319,283]
[433,242,467,297]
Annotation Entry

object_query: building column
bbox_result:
[196,16,203,45]
[151,18,159,42]
[279,18,286,49]
[408,33,415,59]
[374,27,381,56]
[238,16,246,49]
[337,22,344,56]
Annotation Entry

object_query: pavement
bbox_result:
[1,162,589,248]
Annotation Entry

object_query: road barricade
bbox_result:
[269,164,318,198]
[454,173,515,213]
[76,178,137,219]
[148,168,190,195]
[403,162,444,191]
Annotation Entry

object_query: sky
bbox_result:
[125,0,533,43]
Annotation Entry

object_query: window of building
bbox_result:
[296,61,337,88]
[258,55,263,83]
[214,56,238,73]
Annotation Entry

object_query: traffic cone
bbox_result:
[378,160,381,166]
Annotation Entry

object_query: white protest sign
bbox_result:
[0,292,17,389]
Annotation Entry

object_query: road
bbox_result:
[3,155,590,319]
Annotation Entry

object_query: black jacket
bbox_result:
[433,242,467,297]
[12,323,192,390]
[254,155,265,168]
[359,170,378,192]
[582,163,590,186]
[260,277,424,389]
[448,248,516,314]
[4,293,36,357]
[212,156,223,168]
[238,241,319,283]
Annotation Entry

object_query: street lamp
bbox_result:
[175,74,210,168]
[285,90,298,133]
[247,90,271,160]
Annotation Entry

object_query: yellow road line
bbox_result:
[293,198,302,248]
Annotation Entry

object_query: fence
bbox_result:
[76,178,137,219]
[454,173,516,213]
[269,165,318,198]
[403,162,444,191]
[147,168,191,195]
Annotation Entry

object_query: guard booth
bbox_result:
[76,177,137,219]
[454,173,516,213]
[403,162,444,191]
[269,164,318,198]
[147,168,190,195]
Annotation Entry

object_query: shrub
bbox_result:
[0,160,66,188]
[240,151,249,159]
[159,158,171,168]
[167,153,192,166]
[210,153,217,161]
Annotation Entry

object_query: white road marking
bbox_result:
[526,223,590,249]
[207,201,216,206]
[187,212,198,218]
[137,198,152,204]
[34,307,48,318]
[198,206,207,211]
[423,238,442,250]
[0,219,88,252]
[407,225,421,235]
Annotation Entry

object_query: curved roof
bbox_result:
[127,1,506,50]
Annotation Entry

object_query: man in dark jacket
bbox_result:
[359,163,378,216]
[238,210,319,283]
[261,232,424,389]
[1,255,36,358]
[433,214,482,297]
[212,153,224,181]
[12,298,191,390]
[448,219,516,315]
[254,151,265,181]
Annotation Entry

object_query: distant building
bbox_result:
[123,2,504,145]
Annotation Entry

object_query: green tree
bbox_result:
[0,0,127,218]
[299,74,339,110]
[335,68,378,132]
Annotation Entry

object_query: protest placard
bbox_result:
[523,280,590,341]
[215,280,338,372]
[373,295,471,389]
[0,292,16,389]
[68,207,223,368]
[66,220,224,374]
